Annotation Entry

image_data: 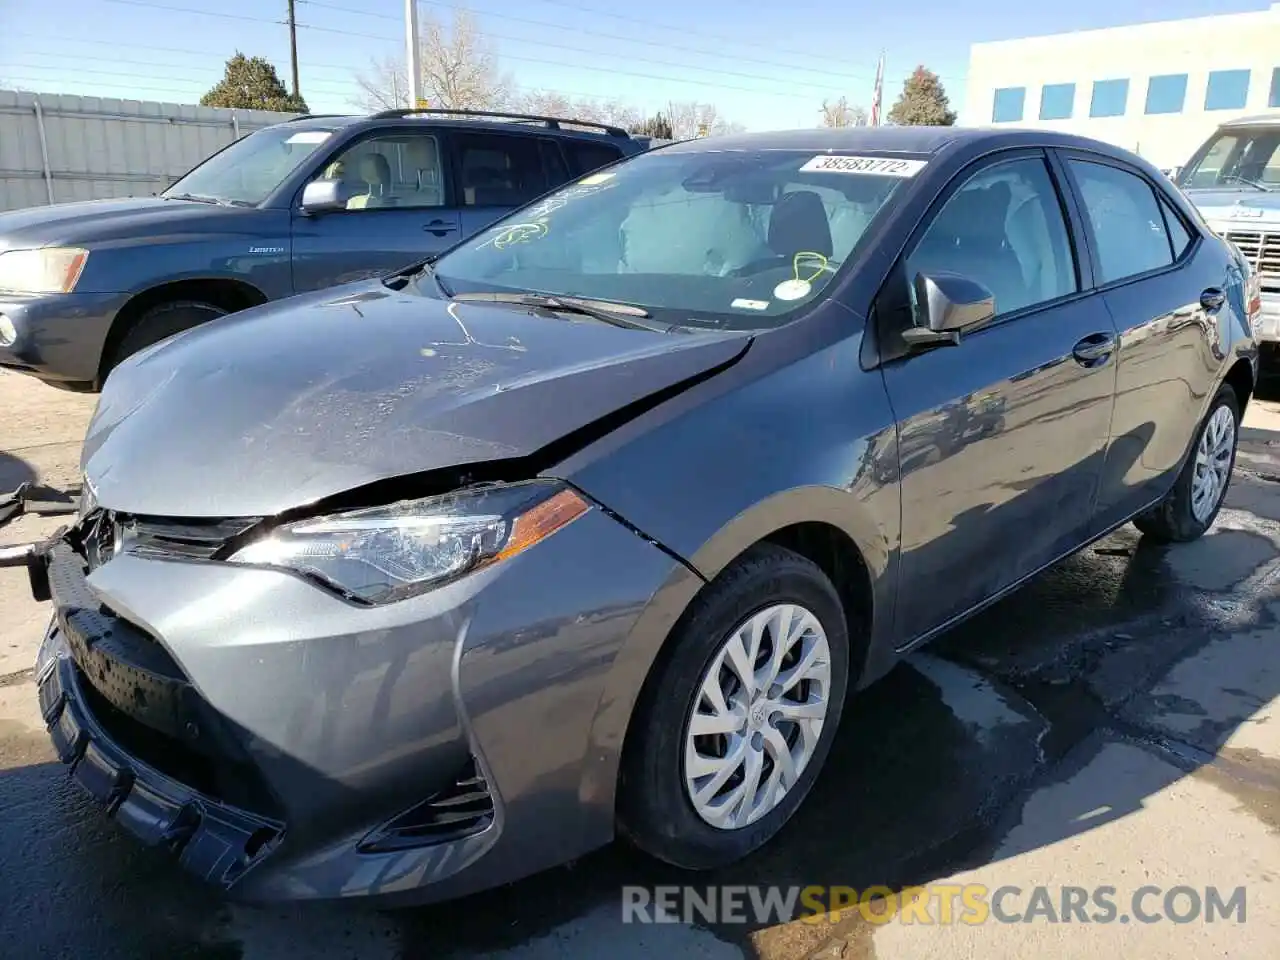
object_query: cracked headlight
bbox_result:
[0,247,89,294]
[229,481,589,604]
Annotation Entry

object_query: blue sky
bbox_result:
[0,0,1269,129]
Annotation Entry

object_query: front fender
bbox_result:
[560,322,903,819]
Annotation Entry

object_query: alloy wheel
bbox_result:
[1191,404,1236,523]
[683,603,832,830]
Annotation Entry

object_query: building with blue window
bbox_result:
[965,2,1280,169]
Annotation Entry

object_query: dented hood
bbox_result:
[82,281,750,517]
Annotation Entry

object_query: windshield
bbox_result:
[431,148,916,330]
[1177,128,1280,191]
[163,125,338,205]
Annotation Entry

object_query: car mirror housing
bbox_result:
[902,271,996,347]
[300,179,349,215]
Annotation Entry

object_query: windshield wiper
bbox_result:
[165,192,220,204]
[1220,175,1273,192]
[383,256,452,297]
[451,292,666,331]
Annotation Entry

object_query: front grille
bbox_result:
[1225,230,1280,281]
[74,509,262,568]
[359,758,495,852]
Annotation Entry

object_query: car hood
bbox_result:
[0,196,229,250]
[82,282,751,517]
[1182,188,1280,228]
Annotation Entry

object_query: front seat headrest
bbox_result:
[769,190,834,258]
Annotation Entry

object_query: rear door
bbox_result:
[1057,151,1243,529]
[876,150,1120,642]
[451,132,579,238]
[290,128,460,293]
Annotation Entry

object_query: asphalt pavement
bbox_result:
[2,369,1279,959]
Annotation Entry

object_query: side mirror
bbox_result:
[902,271,996,347]
[300,179,349,215]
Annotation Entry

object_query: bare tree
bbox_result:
[664,101,744,139]
[351,8,509,112]
[512,89,642,128]
[821,97,868,128]
[352,55,408,113]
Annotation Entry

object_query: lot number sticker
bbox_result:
[800,155,926,177]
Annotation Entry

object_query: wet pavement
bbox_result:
[2,370,1279,959]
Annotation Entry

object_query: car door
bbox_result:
[290,128,461,293]
[876,150,1119,643]
[1057,151,1243,530]
[451,132,574,238]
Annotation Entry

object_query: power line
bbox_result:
[6,35,359,76]
[3,61,357,94]
[299,0,876,86]
[298,21,842,99]
[3,49,663,110]
[497,0,967,83]
[98,0,850,99]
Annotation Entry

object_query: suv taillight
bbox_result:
[1247,268,1263,336]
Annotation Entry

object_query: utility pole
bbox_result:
[405,0,422,107]
[287,0,300,98]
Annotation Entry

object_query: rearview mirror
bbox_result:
[903,271,996,347]
[300,179,348,215]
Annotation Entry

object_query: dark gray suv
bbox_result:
[0,108,646,390]
[30,126,1257,906]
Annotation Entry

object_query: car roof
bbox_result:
[1217,113,1280,129]
[658,125,1145,160]
[271,113,635,144]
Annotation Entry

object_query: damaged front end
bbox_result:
[29,290,753,900]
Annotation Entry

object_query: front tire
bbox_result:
[105,300,228,378]
[618,544,850,869]
[1134,383,1240,543]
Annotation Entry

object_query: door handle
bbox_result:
[1072,332,1117,366]
[1200,288,1226,312]
[423,219,458,237]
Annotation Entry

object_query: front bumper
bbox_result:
[0,290,126,385]
[32,501,682,904]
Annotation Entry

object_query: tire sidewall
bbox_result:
[620,548,850,868]
[1147,385,1241,541]
[110,301,228,374]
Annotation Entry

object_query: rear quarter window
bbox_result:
[564,140,624,177]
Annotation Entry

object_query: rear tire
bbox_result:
[1134,384,1240,543]
[105,300,228,378]
[618,544,850,869]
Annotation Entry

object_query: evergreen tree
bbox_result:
[201,53,309,114]
[887,66,956,126]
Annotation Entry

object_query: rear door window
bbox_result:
[563,140,625,177]
[454,133,554,208]
[1068,160,1174,283]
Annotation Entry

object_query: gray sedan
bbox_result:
[29,125,1257,905]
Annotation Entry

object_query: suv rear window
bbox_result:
[563,140,624,177]
[456,133,554,208]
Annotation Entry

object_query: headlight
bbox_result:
[0,247,90,294]
[229,481,590,604]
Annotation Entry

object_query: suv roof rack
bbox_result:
[281,113,348,123]
[368,107,631,138]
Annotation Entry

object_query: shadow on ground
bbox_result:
[0,451,37,496]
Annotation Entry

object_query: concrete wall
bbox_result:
[965,3,1280,170]
[0,90,300,213]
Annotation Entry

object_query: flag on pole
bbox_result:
[870,51,885,126]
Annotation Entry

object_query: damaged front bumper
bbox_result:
[37,624,286,885]
[31,496,685,904]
